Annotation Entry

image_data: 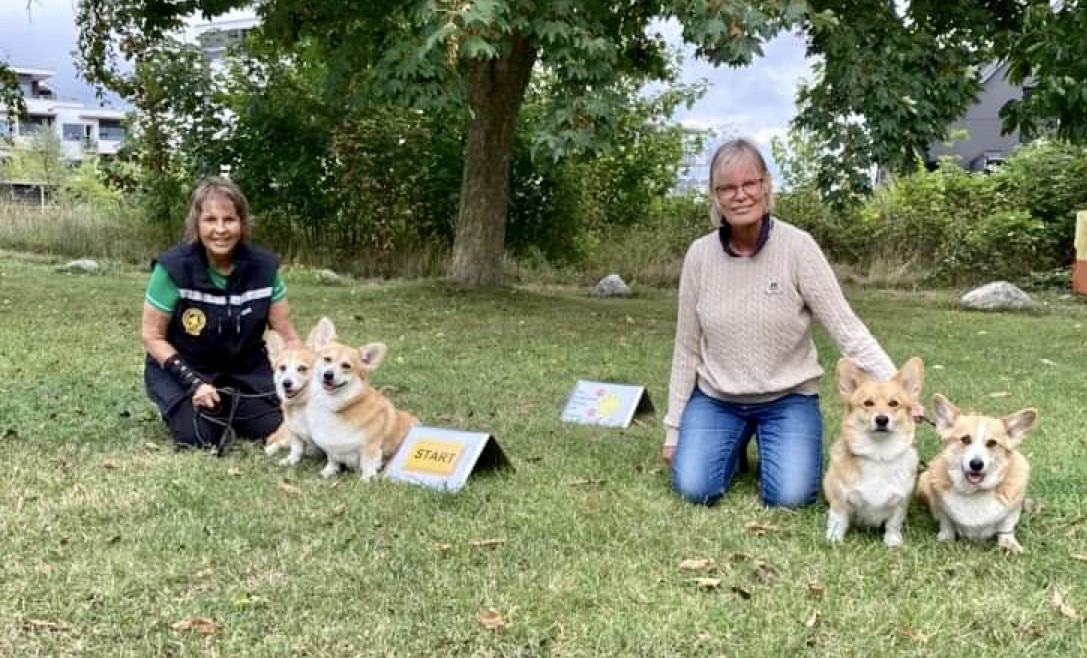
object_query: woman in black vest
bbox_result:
[141,177,301,449]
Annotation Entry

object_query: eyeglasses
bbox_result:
[713,178,764,200]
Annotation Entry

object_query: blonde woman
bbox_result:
[663,138,899,507]
[141,177,301,449]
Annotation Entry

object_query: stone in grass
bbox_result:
[590,274,632,298]
[960,281,1034,311]
[316,269,344,285]
[56,258,99,274]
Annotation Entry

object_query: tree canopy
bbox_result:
[72,0,1087,282]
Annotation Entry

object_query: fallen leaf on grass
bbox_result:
[277,482,302,496]
[565,478,606,486]
[988,391,1011,398]
[227,467,242,477]
[752,560,780,585]
[745,520,779,536]
[688,577,721,590]
[143,441,159,451]
[807,581,826,598]
[1040,358,1058,367]
[101,459,119,470]
[730,585,752,600]
[468,538,506,549]
[331,503,347,517]
[678,558,716,571]
[23,618,70,632]
[1050,589,1080,620]
[803,611,820,628]
[1070,553,1087,564]
[478,608,507,630]
[897,624,927,642]
[172,615,220,635]
[432,542,453,552]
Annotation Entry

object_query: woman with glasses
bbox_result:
[662,138,899,508]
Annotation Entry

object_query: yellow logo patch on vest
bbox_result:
[182,308,207,336]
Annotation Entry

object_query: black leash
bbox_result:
[192,386,279,456]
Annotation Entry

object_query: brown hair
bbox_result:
[182,176,252,243]
[707,137,775,226]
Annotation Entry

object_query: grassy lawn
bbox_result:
[1,251,1086,656]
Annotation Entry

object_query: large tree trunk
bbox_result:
[450,33,537,286]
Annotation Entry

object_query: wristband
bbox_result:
[164,354,205,394]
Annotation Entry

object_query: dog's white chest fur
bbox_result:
[940,489,1016,539]
[307,395,368,467]
[846,445,918,527]
[284,406,311,441]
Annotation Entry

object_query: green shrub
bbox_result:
[991,140,1087,262]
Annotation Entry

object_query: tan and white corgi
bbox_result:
[824,356,924,547]
[264,327,320,466]
[916,394,1037,554]
[307,318,418,480]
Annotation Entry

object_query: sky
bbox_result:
[0,1,812,175]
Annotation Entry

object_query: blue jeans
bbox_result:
[672,387,823,508]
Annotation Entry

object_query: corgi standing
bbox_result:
[264,328,320,466]
[916,394,1037,554]
[824,357,924,547]
[307,318,418,480]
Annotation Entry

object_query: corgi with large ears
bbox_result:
[916,394,1037,554]
[306,317,418,480]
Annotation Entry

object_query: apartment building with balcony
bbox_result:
[1,66,126,163]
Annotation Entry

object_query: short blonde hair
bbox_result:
[707,138,775,227]
[183,176,252,243]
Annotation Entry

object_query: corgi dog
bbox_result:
[916,394,1037,554]
[824,356,924,547]
[306,318,418,480]
[263,327,320,466]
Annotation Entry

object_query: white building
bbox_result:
[0,66,126,162]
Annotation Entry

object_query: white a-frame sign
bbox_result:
[384,426,512,493]
[560,379,655,428]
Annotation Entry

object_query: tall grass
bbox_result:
[0,202,172,265]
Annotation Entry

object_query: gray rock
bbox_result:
[960,281,1033,310]
[56,258,99,274]
[590,274,632,298]
[316,269,344,285]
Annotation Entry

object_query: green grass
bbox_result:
[2,252,1087,656]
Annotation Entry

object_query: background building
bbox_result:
[0,66,126,163]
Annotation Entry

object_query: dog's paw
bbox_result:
[998,533,1023,555]
[936,529,956,542]
[278,455,300,467]
[883,532,904,548]
[264,443,280,456]
[319,464,339,479]
[825,512,847,543]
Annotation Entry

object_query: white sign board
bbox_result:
[384,425,512,493]
[560,379,654,428]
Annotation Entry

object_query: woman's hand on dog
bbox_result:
[192,382,221,409]
[661,445,675,465]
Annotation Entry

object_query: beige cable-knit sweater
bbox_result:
[663,218,896,447]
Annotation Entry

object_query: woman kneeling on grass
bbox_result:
[141,176,302,450]
[662,137,901,508]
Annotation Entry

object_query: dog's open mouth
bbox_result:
[283,386,303,400]
[322,380,346,392]
[964,470,986,485]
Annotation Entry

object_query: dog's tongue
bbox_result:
[965,471,985,484]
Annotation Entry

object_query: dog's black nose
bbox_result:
[874,415,889,428]
[323,371,334,383]
[969,458,984,472]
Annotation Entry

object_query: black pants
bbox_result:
[164,389,282,449]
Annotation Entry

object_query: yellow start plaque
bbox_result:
[403,438,464,476]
